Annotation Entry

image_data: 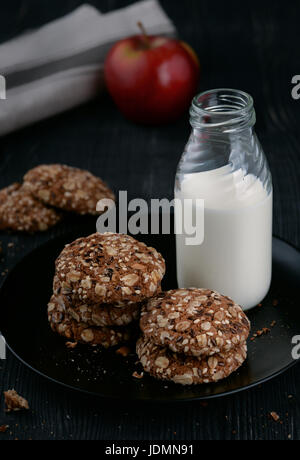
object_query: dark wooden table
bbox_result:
[0,0,299,441]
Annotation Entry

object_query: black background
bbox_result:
[0,0,299,441]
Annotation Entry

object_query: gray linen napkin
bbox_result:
[0,0,176,136]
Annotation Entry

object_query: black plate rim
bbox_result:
[1,234,300,403]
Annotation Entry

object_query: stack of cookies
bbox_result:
[0,164,115,232]
[137,289,250,385]
[48,232,166,348]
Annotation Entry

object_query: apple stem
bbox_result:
[137,21,150,48]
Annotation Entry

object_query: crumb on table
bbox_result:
[132,371,144,380]
[4,390,29,412]
[65,341,78,349]
[270,411,280,422]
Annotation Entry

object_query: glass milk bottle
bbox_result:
[175,89,273,310]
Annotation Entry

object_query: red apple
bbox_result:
[104,24,200,124]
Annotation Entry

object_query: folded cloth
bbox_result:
[0,0,176,136]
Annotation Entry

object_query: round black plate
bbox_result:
[1,232,300,402]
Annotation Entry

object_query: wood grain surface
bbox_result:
[0,0,299,440]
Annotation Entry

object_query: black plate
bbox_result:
[1,232,300,402]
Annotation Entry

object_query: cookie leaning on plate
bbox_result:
[54,233,166,306]
[48,295,131,347]
[140,289,250,357]
[0,183,62,233]
[136,337,247,385]
[23,164,115,215]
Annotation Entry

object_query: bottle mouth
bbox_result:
[190,89,256,131]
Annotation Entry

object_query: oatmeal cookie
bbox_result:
[54,292,140,327]
[0,183,62,232]
[136,336,247,385]
[140,289,250,357]
[48,295,131,347]
[23,164,115,215]
[54,233,165,305]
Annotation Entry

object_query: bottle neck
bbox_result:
[177,89,272,196]
[190,89,256,134]
[179,89,259,175]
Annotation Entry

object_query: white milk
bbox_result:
[175,165,273,310]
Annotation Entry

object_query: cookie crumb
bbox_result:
[66,341,78,349]
[251,327,271,340]
[270,411,280,422]
[132,371,144,380]
[4,390,29,412]
[256,328,271,337]
[116,346,130,357]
